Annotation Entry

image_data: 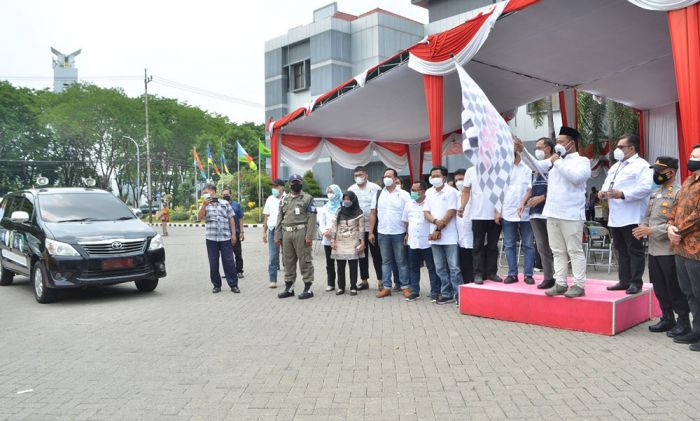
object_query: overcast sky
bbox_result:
[0,1,428,124]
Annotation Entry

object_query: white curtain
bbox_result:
[627,0,699,11]
[373,144,409,170]
[280,139,409,171]
[407,1,508,76]
[645,103,679,161]
[325,142,375,169]
[279,142,325,170]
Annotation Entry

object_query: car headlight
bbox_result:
[45,239,80,256]
[148,234,164,250]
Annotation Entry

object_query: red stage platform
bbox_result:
[459,276,661,336]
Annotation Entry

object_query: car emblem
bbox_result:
[111,241,123,250]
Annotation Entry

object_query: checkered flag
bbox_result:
[455,62,513,210]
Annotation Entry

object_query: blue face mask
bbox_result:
[342,200,352,208]
[410,192,419,201]
[272,189,279,198]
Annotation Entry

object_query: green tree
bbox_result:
[303,170,321,197]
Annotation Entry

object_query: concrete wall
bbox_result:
[426,0,497,22]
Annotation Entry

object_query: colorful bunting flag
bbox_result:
[193,147,207,180]
[237,141,257,171]
[259,139,271,158]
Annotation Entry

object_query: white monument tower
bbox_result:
[51,47,81,93]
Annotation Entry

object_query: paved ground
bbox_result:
[1,226,698,420]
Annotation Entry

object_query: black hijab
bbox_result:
[338,191,362,221]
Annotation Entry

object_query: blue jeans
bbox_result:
[431,244,462,299]
[267,228,280,282]
[206,239,238,288]
[407,247,440,296]
[502,220,535,277]
[377,233,409,289]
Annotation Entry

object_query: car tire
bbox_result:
[0,260,14,286]
[135,278,158,292]
[32,261,57,304]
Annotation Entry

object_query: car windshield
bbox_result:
[39,193,136,223]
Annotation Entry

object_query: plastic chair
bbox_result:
[586,225,615,273]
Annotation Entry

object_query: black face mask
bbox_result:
[222,195,232,201]
[653,172,669,185]
[688,159,700,173]
[290,183,303,193]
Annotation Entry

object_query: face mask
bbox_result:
[290,183,302,193]
[222,194,231,201]
[455,180,464,191]
[272,189,279,198]
[327,192,334,199]
[410,191,419,201]
[653,171,669,185]
[383,177,394,187]
[535,149,545,160]
[613,148,625,161]
[355,176,366,185]
[688,159,700,173]
[430,177,444,187]
[202,193,211,200]
[554,144,567,157]
[342,200,352,208]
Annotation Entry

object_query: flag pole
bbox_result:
[258,141,262,223]
[237,141,241,203]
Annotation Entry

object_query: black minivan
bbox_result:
[0,188,166,303]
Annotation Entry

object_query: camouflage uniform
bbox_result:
[274,188,317,288]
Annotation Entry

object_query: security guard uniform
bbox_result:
[274,174,317,299]
[644,156,690,334]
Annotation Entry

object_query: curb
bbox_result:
[147,223,265,228]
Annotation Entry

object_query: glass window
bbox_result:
[38,193,135,223]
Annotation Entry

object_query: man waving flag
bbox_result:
[456,61,513,210]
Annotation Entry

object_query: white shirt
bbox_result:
[372,187,411,235]
[402,199,430,249]
[526,150,591,221]
[425,185,460,245]
[317,204,336,246]
[601,154,653,227]
[263,195,281,229]
[501,161,533,222]
[465,166,497,220]
[348,181,381,233]
[457,200,474,249]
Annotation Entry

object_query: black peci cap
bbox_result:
[559,126,580,141]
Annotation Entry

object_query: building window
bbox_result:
[289,60,310,92]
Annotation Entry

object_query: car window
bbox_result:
[38,193,136,223]
[3,196,33,221]
[0,197,9,219]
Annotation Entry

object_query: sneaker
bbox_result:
[524,276,535,285]
[436,296,455,305]
[356,282,369,291]
[430,294,439,303]
[564,285,585,298]
[230,286,240,293]
[545,284,568,296]
[325,286,334,292]
[504,275,518,284]
[238,273,245,279]
[376,288,391,298]
[212,287,221,294]
[402,288,412,298]
[690,342,700,352]
[350,289,357,296]
[405,292,420,302]
[268,282,277,289]
[336,289,345,295]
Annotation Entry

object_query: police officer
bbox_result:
[274,174,318,299]
[633,157,690,335]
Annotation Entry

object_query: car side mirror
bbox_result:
[10,211,29,223]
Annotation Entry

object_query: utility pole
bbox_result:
[144,68,153,223]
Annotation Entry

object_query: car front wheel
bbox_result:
[32,261,57,304]
[135,278,158,292]
[0,259,14,286]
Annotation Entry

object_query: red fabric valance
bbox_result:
[376,142,408,157]
[409,11,493,63]
[281,134,322,153]
[327,138,371,153]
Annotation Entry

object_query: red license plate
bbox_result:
[101,258,136,270]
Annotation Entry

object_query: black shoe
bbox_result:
[673,332,700,344]
[350,289,357,296]
[392,284,401,292]
[299,283,313,300]
[430,294,439,302]
[212,287,221,294]
[436,296,455,305]
[649,318,675,333]
[405,292,420,302]
[238,272,245,279]
[690,342,700,352]
[667,322,692,338]
[524,276,535,285]
[335,289,345,295]
[487,274,503,283]
[606,282,629,291]
[504,275,518,284]
[278,282,295,299]
[356,282,369,291]
[625,284,641,295]
[474,274,483,285]
[537,279,555,290]
[230,286,240,293]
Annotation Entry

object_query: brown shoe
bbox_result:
[376,288,391,298]
[402,288,412,298]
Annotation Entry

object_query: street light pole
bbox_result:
[144,68,153,223]
[124,136,140,208]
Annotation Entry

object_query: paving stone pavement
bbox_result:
[1,226,699,421]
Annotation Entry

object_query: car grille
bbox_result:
[80,239,146,256]
[80,264,151,279]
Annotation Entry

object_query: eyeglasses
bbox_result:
[617,144,633,149]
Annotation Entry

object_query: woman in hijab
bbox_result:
[320,184,342,291]
[331,191,365,295]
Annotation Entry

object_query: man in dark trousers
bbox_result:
[222,187,245,278]
[198,184,239,294]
